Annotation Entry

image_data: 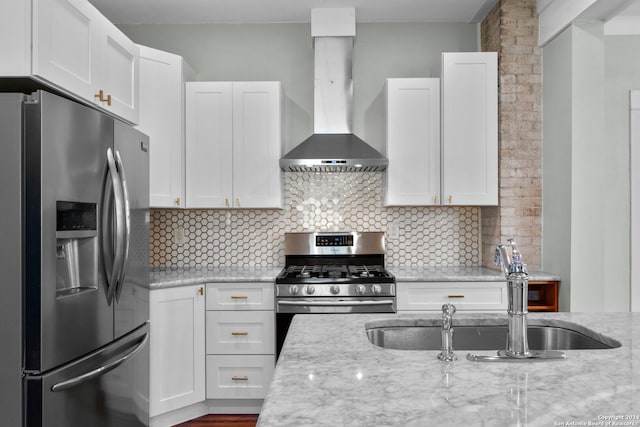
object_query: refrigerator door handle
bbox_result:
[113,150,131,303]
[50,332,149,393]
[101,148,126,305]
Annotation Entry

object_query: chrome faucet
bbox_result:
[467,239,567,362]
[438,303,457,362]
[498,239,531,358]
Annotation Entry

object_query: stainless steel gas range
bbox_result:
[275,231,396,356]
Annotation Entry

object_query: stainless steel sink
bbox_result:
[365,319,621,351]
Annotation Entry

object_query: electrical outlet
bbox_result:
[389,223,399,240]
[174,227,186,245]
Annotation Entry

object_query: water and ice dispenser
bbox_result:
[55,201,99,298]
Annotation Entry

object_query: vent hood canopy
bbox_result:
[280,133,388,172]
[280,8,388,172]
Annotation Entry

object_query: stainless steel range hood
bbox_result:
[280,10,388,172]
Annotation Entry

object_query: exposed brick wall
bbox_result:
[480,0,542,270]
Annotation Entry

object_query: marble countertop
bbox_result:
[149,265,560,289]
[388,265,561,282]
[149,266,282,289]
[257,312,640,427]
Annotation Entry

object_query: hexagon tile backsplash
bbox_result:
[150,172,481,267]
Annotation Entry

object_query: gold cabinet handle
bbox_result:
[175,197,181,206]
[232,376,249,381]
[225,198,230,207]
[235,198,240,207]
[447,295,465,299]
[448,195,453,204]
[95,89,112,106]
[231,332,249,336]
[198,287,204,296]
[434,195,439,204]
[231,295,248,300]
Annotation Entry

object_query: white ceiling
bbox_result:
[87,0,500,25]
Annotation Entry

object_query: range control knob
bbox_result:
[356,284,367,295]
[289,285,300,295]
[371,284,383,295]
[330,285,340,295]
[306,285,316,295]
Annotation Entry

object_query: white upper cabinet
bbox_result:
[384,78,441,206]
[185,82,234,208]
[32,0,97,101]
[1,0,139,124]
[441,52,498,206]
[384,53,497,207]
[93,12,139,123]
[185,81,283,209]
[137,45,195,208]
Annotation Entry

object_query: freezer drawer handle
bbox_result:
[51,333,149,392]
[232,376,249,381]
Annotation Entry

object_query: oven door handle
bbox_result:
[277,300,395,307]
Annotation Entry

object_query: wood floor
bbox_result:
[174,414,258,427]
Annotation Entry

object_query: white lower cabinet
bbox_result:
[149,285,206,418]
[397,282,507,313]
[206,355,275,400]
[205,282,275,406]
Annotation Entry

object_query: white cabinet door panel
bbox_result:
[232,82,282,208]
[33,0,97,99]
[97,18,139,123]
[150,285,205,417]
[385,78,440,206]
[442,52,498,206]
[186,82,233,208]
[139,46,194,208]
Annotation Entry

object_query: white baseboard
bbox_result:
[149,401,208,427]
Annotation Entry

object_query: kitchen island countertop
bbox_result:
[257,312,639,427]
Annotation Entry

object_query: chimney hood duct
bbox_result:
[280,9,388,172]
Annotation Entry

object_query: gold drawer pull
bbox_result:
[231,295,248,300]
[232,376,249,381]
[447,295,465,299]
[231,332,249,336]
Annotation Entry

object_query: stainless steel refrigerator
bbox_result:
[0,90,150,426]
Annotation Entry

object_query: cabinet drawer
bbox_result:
[206,355,275,399]
[206,283,274,310]
[397,282,507,311]
[206,311,274,355]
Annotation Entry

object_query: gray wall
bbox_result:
[543,21,640,311]
[118,22,478,153]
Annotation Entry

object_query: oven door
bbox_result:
[276,297,396,314]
